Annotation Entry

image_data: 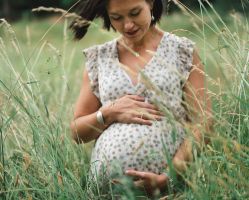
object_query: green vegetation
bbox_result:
[0,2,249,199]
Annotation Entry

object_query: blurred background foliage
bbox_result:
[0,0,248,21]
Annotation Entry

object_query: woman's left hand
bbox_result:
[125,169,168,195]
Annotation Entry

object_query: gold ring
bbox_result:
[140,113,144,119]
[110,101,115,107]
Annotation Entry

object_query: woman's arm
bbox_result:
[172,48,213,172]
[70,70,111,143]
[71,69,162,143]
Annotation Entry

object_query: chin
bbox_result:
[124,32,145,43]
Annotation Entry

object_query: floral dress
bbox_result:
[83,32,195,183]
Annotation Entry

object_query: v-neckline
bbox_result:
[113,32,167,88]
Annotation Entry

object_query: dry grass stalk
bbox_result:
[32,6,90,28]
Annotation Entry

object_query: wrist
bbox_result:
[100,103,116,126]
[157,173,174,194]
[157,174,168,191]
[158,167,175,192]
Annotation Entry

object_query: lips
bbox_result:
[125,29,139,37]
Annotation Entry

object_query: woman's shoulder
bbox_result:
[164,31,195,48]
[82,39,116,58]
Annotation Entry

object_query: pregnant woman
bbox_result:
[70,0,212,196]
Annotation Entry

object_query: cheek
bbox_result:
[135,17,151,30]
[110,21,121,30]
[138,17,151,26]
[136,11,151,27]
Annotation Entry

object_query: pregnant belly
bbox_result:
[90,120,185,177]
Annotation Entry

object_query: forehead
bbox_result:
[107,0,148,13]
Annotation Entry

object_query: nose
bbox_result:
[124,18,135,31]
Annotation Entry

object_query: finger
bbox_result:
[136,101,159,110]
[128,95,145,102]
[139,111,162,121]
[125,169,147,179]
[136,109,163,116]
[133,117,152,126]
[134,110,162,121]
[146,109,164,116]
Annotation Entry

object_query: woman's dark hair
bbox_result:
[70,0,164,40]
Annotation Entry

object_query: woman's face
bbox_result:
[107,0,153,43]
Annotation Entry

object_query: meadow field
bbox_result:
[0,2,249,200]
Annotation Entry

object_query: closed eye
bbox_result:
[130,10,141,17]
[110,15,122,21]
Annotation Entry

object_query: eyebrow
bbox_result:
[109,6,141,15]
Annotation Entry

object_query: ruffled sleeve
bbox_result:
[83,45,100,99]
[177,37,195,86]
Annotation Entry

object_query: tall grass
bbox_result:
[0,1,249,199]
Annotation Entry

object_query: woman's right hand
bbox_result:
[101,95,163,126]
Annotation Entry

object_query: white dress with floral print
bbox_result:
[83,32,195,179]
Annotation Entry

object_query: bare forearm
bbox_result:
[172,138,192,173]
[172,118,213,173]
[70,94,162,143]
[70,107,114,143]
